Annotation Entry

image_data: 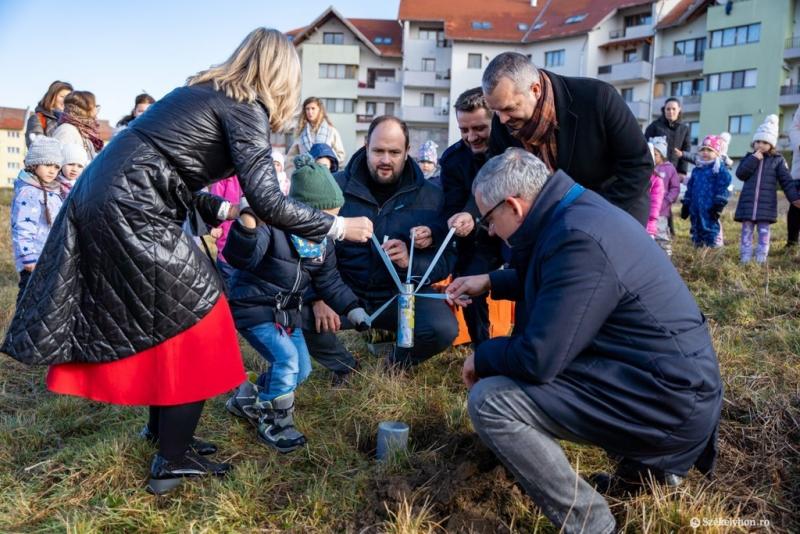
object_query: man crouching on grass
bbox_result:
[446,148,722,533]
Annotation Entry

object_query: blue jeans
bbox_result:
[241,322,312,401]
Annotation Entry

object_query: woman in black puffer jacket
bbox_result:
[2,28,373,495]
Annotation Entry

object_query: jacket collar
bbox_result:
[338,146,424,205]
[545,70,578,171]
[507,170,576,254]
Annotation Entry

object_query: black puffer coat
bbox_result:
[3,83,334,366]
[644,115,692,175]
[734,153,799,223]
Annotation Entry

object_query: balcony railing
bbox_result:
[608,24,653,40]
[786,36,800,49]
[356,114,374,123]
[780,84,800,95]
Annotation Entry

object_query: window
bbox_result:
[517,23,529,31]
[621,88,634,103]
[7,146,20,154]
[728,115,753,135]
[419,28,444,42]
[532,21,545,31]
[7,162,20,169]
[323,32,344,45]
[565,14,587,24]
[365,102,376,116]
[321,98,355,114]
[421,93,435,107]
[319,63,357,79]
[688,121,700,146]
[709,23,761,48]
[422,58,435,72]
[545,49,565,67]
[670,78,704,96]
[384,102,395,116]
[373,36,393,45]
[624,13,652,27]
[706,69,757,91]
[467,53,482,69]
[673,37,706,60]
[471,21,492,30]
[7,131,20,138]
[623,49,638,63]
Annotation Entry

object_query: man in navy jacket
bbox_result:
[447,148,721,533]
[304,116,458,373]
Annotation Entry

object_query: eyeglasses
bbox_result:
[476,199,505,232]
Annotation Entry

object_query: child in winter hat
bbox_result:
[734,114,800,263]
[271,150,290,196]
[12,136,66,303]
[222,152,365,453]
[309,143,340,173]
[58,143,89,197]
[648,136,680,256]
[416,140,439,181]
[681,134,732,248]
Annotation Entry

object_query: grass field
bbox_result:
[0,194,799,533]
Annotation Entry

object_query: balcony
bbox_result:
[780,84,800,107]
[625,100,650,121]
[653,93,702,114]
[357,80,402,99]
[400,106,449,124]
[785,36,800,61]
[608,24,653,41]
[403,69,451,89]
[654,54,704,76]
[597,61,651,84]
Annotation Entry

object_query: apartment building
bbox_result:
[288,8,402,158]
[0,107,26,188]
[291,0,800,161]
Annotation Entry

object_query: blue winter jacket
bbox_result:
[475,170,722,476]
[683,161,731,218]
[734,152,799,223]
[331,147,455,302]
[11,171,64,272]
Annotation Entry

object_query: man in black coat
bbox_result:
[303,116,458,376]
[440,87,504,346]
[447,148,721,534]
[484,52,652,225]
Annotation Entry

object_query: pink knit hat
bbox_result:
[701,135,722,155]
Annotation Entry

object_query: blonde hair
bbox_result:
[295,96,332,135]
[187,28,301,132]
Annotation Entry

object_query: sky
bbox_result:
[0,0,399,125]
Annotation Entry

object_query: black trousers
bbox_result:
[304,290,459,371]
[788,204,800,245]
[16,269,32,308]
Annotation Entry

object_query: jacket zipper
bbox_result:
[751,158,764,221]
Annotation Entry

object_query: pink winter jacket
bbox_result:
[208,176,243,263]
[648,173,665,236]
[654,161,681,218]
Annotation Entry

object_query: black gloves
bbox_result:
[680,203,690,220]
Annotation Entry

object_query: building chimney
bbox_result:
[531,0,537,6]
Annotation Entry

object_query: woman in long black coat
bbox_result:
[2,28,372,494]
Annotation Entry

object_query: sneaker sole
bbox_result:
[256,433,306,454]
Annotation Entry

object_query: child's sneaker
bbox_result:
[256,392,306,453]
[226,380,261,427]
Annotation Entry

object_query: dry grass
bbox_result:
[0,197,798,532]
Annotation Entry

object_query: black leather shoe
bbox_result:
[591,460,684,496]
[139,424,218,456]
[146,451,231,495]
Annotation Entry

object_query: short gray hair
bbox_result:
[482,52,540,94]
[472,148,550,206]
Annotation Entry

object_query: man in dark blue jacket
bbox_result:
[447,148,722,533]
[440,87,504,346]
[304,116,458,373]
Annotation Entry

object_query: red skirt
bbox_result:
[46,295,245,406]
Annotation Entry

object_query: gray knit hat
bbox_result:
[25,137,63,167]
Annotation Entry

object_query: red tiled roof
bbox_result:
[398,0,654,43]
[656,0,712,30]
[349,18,403,57]
[287,9,402,57]
[0,107,26,130]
